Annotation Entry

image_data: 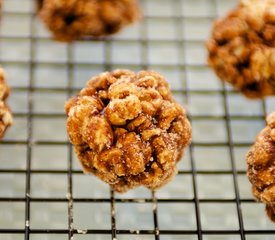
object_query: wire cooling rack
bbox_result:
[0,0,275,240]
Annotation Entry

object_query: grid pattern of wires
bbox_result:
[0,0,275,240]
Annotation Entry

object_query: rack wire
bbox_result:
[0,0,275,240]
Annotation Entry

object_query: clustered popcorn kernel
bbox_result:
[37,0,141,42]
[207,0,275,98]
[247,112,275,222]
[0,67,13,139]
[65,69,192,192]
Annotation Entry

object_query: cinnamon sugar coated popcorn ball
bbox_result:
[246,112,275,222]
[65,70,192,192]
[0,67,13,139]
[207,0,275,98]
[37,0,141,42]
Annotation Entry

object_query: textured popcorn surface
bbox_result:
[65,69,192,192]
[207,0,275,98]
[0,67,13,139]
[246,112,275,222]
[37,0,141,42]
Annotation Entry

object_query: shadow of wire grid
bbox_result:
[0,0,274,240]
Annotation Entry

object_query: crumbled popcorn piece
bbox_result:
[65,69,192,192]
[0,67,13,139]
[246,112,275,222]
[207,0,275,98]
[37,0,141,42]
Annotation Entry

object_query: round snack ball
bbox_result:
[65,69,192,192]
[37,0,141,42]
[246,112,275,222]
[207,0,275,98]
[0,67,13,139]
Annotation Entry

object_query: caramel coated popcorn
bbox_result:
[207,0,275,98]
[37,0,141,42]
[246,112,275,222]
[0,67,13,139]
[65,70,192,192]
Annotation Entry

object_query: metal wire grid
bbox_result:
[0,0,275,239]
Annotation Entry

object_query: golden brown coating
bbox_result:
[207,0,275,98]
[0,67,13,139]
[246,112,275,222]
[37,0,141,42]
[65,69,192,192]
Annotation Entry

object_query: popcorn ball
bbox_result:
[37,0,141,42]
[207,0,275,98]
[65,69,192,192]
[0,67,13,139]
[246,112,275,222]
